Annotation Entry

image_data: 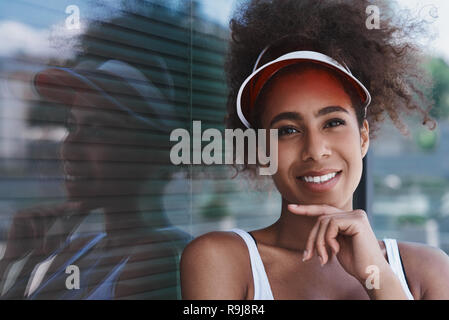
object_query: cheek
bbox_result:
[270,142,298,197]
[274,140,296,172]
[81,146,111,179]
[337,132,364,189]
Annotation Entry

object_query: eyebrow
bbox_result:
[317,106,349,117]
[67,111,120,127]
[269,105,349,127]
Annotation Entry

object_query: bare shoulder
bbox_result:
[397,240,449,299]
[180,231,252,299]
[180,231,250,272]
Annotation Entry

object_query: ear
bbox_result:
[360,119,370,159]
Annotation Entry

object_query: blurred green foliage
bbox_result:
[415,126,438,151]
[397,214,427,226]
[427,57,449,120]
[200,194,230,220]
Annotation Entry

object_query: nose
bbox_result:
[300,130,331,162]
[60,129,83,161]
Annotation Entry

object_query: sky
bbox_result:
[0,0,448,63]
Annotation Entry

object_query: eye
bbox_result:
[324,118,346,128]
[66,117,77,134]
[278,126,299,136]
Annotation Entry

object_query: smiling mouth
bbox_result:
[64,175,90,182]
[298,170,343,184]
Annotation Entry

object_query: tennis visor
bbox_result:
[236,50,372,128]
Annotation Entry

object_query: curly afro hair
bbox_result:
[225,0,435,137]
[224,0,436,179]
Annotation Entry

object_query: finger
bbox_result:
[288,204,343,216]
[323,213,365,257]
[324,218,341,255]
[65,201,82,213]
[315,217,331,265]
[303,218,322,262]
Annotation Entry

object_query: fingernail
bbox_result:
[319,256,324,266]
[288,204,299,208]
[302,250,308,262]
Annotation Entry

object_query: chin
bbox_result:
[284,188,345,207]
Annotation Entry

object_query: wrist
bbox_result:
[360,263,408,300]
[355,257,390,284]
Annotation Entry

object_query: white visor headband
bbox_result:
[236,50,372,128]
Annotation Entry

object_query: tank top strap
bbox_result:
[383,238,414,300]
[86,256,130,300]
[229,228,274,300]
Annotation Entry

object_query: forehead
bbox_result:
[259,67,355,123]
[69,93,126,125]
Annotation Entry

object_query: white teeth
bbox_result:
[65,175,87,181]
[302,172,338,183]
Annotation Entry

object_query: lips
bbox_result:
[296,170,342,193]
[299,169,342,177]
[65,175,89,182]
[63,162,91,181]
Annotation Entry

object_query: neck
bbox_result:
[103,200,143,237]
[270,197,353,251]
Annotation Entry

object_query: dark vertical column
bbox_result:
[353,151,373,219]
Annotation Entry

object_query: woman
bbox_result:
[0,59,190,299]
[180,0,449,300]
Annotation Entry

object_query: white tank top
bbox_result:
[230,228,414,300]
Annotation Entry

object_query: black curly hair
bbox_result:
[224,0,436,179]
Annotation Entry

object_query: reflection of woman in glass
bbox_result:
[181,0,449,299]
[0,59,190,299]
